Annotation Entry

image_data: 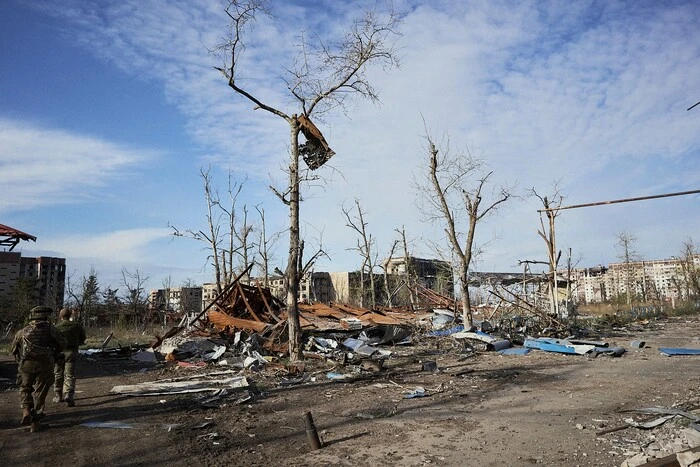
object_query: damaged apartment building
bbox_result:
[265,256,453,306]
[0,224,66,312]
[569,255,700,304]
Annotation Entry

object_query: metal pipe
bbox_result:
[538,189,700,213]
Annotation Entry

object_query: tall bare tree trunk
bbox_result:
[286,120,302,361]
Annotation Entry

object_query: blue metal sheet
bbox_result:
[524,338,577,354]
[659,347,700,356]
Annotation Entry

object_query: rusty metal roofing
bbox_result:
[0,223,37,251]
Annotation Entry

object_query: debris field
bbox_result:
[2,281,700,467]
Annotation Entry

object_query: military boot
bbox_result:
[52,392,63,403]
[20,408,32,426]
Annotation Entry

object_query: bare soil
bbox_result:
[2,315,700,467]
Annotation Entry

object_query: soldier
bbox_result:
[53,307,86,407]
[11,306,66,428]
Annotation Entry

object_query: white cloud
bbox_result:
[38,227,171,263]
[16,0,700,276]
[0,118,159,213]
[24,227,212,291]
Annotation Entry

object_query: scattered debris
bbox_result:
[404,387,429,399]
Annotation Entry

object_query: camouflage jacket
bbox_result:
[11,321,66,363]
[55,320,86,350]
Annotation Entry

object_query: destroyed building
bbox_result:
[263,257,453,307]
[0,224,65,312]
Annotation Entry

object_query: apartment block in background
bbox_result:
[569,255,700,304]
[0,251,66,308]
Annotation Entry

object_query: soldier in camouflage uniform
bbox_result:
[53,308,86,407]
[11,306,66,426]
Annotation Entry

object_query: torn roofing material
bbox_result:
[0,223,37,251]
[297,114,335,170]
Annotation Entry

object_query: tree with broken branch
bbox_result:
[170,167,255,295]
[531,185,565,318]
[216,1,401,360]
[342,199,379,308]
[415,129,512,327]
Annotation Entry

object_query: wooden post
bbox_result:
[303,411,322,450]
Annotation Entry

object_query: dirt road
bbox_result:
[1,315,700,467]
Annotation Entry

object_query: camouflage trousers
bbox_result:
[17,358,54,414]
[54,349,78,400]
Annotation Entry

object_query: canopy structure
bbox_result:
[0,223,37,251]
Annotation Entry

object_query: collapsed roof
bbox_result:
[0,223,37,251]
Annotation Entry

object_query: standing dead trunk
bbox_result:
[415,130,511,329]
[286,119,302,360]
[217,0,400,361]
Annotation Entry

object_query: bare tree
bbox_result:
[396,225,417,308]
[65,268,101,327]
[615,231,641,305]
[216,1,401,360]
[160,275,174,327]
[342,199,378,308]
[678,238,700,301]
[530,185,565,318]
[223,173,256,285]
[171,167,254,294]
[255,205,283,288]
[120,268,150,329]
[415,129,512,327]
[380,238,400,307]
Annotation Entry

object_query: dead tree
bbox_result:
[342,199,379,308]
[216,1,400,360]
[531,186,564,318]
[65,268,101,327]
[120,268,150,330]
[170,167,254,295]
[255,205,283,289]
[615,231,641,305]
[415,129,512,327]
[380,238,400,307]
[396,226,417,308]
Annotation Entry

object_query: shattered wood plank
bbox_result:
[208,310,268,333]
[237,282,262,322]
[256,281,282,322]
[189,264,254,328]
[111,376,249,396]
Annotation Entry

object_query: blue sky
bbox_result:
[2,0,700,293]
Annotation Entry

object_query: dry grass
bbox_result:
[577,303,620,316]
[0,324,170,356]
